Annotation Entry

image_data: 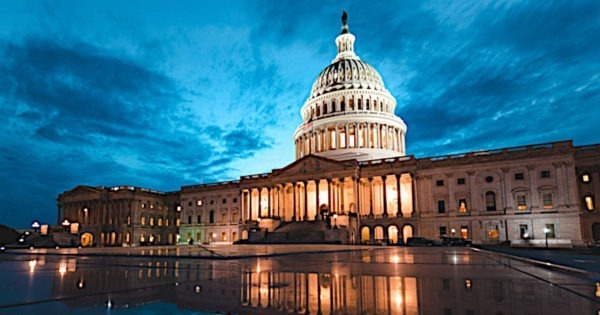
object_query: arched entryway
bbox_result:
[388,225,399,244]
[80,232,94,247]
[361,226,370,244]
[402,225,413,244]
[374,226,384,244]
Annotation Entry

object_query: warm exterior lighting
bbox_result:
[31,221,41,230]
[28,259,37,272]
[465,279,472,290]
[194,285,201,294]
[59,264,67,276]
[77,280,85,289]
[61,219,71,231]
[391,255,400,264]
[544,227,551,248]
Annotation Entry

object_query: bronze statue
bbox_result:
[342,10,348,26]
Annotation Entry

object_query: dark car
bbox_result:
[406,237,434,246]
[442,237,472,246]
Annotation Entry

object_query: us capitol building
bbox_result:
[57,13,600,248]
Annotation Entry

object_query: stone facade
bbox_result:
[57,186,180,247]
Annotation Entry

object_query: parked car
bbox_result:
[406,237,435,246]
[442,237,472,246]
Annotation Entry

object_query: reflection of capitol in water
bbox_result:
[47,250,597,314]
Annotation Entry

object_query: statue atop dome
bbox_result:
[341,10,349,34]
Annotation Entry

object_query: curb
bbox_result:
[471,247,600,280]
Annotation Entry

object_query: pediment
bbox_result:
[63,185,101,196]
[273,155,353,179]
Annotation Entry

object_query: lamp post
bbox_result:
[61,219,71,232]
[333,213,338,229]
[543,227,550,249]
[31,221,41,233]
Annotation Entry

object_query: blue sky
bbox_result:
[1,0,599,228]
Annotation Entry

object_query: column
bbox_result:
[411,174,418,216]
[249,189,254,221]
[355,178,361,215]
[382,175,388,217]
[396,174,402,217]
[303,181,308,221]
[267,187,272,218]
[293,183,297,221]
[328,179,333,212]
[369,178,374,217]
[339,178,345,214]
[316,180,320,219]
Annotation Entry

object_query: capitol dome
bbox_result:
[293,11,408,162]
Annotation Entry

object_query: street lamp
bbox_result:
[61,219,71,232]
[543,227,550,249]
[333,213,338,229]
[451,228,456,236]
[31,221,41,232]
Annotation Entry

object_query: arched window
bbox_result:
[209,210,215,223]
[402,225,413,244]
[486,191,496,211]
[361,226,370,244]
[357,99,362,110]
[331,100,336,113]
[388,225,399,244]
[374,226,384,241]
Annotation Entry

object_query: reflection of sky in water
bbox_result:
[0,247,598,314]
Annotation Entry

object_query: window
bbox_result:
[149,217,154,226]
[221,232,227,242]
[460,226,468,239]
[223,198,227,204]
[585,195,595,211]
[541,170,550,178]
[582,173,591,183]
[519,224,529,238]
[516,195,527,210]
[457,178,465,185]
[176,218,180,226]
[196,200,203,206]
[197,215,202,224]
[232,212,238,223]
[542,193,553,209]
[141,203,146,209]
[436,180,444,187]
[439,226,447,238]
[209,211,215,224]
[233,198,238,203]
[141,216,146,226]
[188,201,192,206]
[176,205,182,212]
[487,225,499,240]
[150,203,154,209]
[187,216,192,224]
[232,232,238,242]
[210,200,215,205]
[515,173,524,180]
[221,213,227,223]
[485,191,497,211]
[458,199,467,213]
[165,219,169,226]
[127,215,131,226]
[544,223,555,238]
[485,176,494,183]
[438,200,446,213]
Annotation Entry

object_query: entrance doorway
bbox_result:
[402,225,413,244]
[80,232,94,247]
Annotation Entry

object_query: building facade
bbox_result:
[57,185,180,247]
[57,13,600,247]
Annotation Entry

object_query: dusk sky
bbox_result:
[1,1,599,228]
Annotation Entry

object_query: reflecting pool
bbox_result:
[0,245,598,314]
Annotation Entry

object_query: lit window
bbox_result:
[459,199,467,213]
[516,195,527,210]
[585,195,595,211]
[515,173,524,180]
[330,130,336,149]
[541,170,550,178]
[141,216,146,226]
[165,219,169,226]
[176,205,181,211]
[157,218,163,226]
[176,218,180,226]
[149,217,154,226]
[150,203,154,209]
[127,215,131,226]
[582,173,591,183]
[140,234,145,242]
[221,232,227,241]
[232,213,238,223]
[436,180,444,187]
[340,130,346,148]
[542,193,553,209]
[457,178,465,185]
[460,226,468,239]
[141,203,146,209]
[196,200,203,206]
[487,226,499,240]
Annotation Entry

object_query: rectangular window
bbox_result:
[541,170,550,178]
[545,223,556,238]
[223,198,227,204]
[196,200,203,206]
[187,216,192,224]
[457,178,465,185]
[436,180,444,186]
[438,200,446,213]
[458,199,467,213]
[232,213,238,223]
[149,217,154,226]
[485,192,497,211]
[176,218,180,226]
[197,215,202,224]
[439,226,447,238]
[141,216,146,226]
[519,224,529,238]
[460,226,468,239]
[515,173,524,180]
[582,173,590,183]
[330,130,336,149]
[221,213,227,223]
[487,226,499,240]
[585,195,594,211]
[516,195,527,210]
[542,193,553,209]
[233,198,238,203]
